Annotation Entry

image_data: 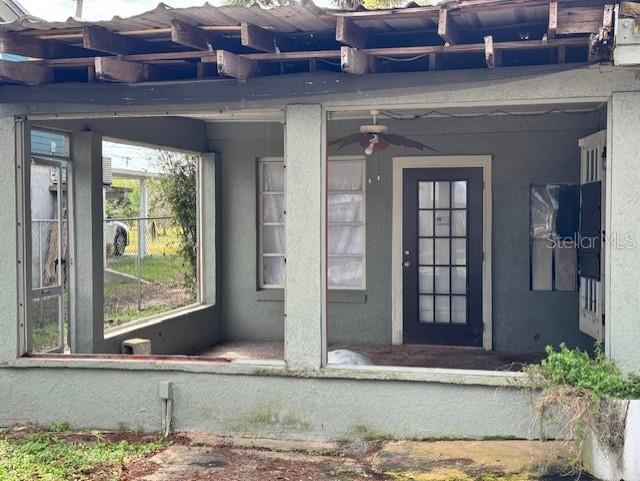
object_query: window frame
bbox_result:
[257,157,286,289]
[327,156,367,291]
[257,155,367,290]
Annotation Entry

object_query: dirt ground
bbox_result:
[122,434,594,481]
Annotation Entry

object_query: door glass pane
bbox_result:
[419,295,434,323]
[419,211,433,237]
[419,266,433,293]
[435,267,449,294]
[435,181,450,208]
[419,239,433,265]
[452,211,466,237]
[451,267,467,294]
[419,181,434,209]
[452,181,467,208]
[451,296,467,324]
[435,296,450,323]
[452,238,466,265]
[434,211,450,236]
[435,239,449,265]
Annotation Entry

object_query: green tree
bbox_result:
[158,151,198,292]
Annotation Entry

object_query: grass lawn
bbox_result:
[0,427,166,481]
[107,255,190,285]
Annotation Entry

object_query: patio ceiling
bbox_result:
[0,0,614,85]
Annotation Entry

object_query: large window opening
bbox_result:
[21,115,285,363]
[103,141,200,331]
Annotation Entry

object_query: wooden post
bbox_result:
[548,1,558,39]
[0,59,53,85]
[241,22,278,53]
[336,17,368,49]
[340,46,368,75]
[215,50,257,80]
[438,9,460,45]
[484,35,501,68]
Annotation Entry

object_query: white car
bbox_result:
[104,219,129,256]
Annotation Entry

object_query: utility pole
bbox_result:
[75,0,83,18]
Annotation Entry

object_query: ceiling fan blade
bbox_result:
[328,133,367,150]
[380,133,438,153]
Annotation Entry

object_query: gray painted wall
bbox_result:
[210,112,602,353]
[0,367,539,441]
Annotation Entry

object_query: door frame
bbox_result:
[391,156,492,350]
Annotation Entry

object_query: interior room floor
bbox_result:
[199,341,544,371]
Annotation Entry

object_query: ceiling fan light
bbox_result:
[360,124,389,134]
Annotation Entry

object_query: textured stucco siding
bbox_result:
[0,367,538,440]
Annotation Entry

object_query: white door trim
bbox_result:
[391,156,493,350]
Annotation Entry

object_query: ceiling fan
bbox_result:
[329,110,438,156]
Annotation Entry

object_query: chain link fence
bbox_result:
[104,216,197,329]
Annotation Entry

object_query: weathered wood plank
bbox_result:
[215,50,256,80]
[556,4,603,35]
[548,1,558,38]
[171,19,213,51]
[484,35,500,68]
[83,25,150,55]
[336,17,368,49]
[95,56,148,82]
[0,59,53,84]
[340,46,368,75]
[0,32,89,59]
[438,9,461,45]
[589,4,615,63]
[241,22,278,53]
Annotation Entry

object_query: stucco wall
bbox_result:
[210,112,602,352]
[0,366,538,441]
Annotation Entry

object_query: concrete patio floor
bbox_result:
[132,434,596,481]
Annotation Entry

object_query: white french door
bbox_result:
[578,130,606,342]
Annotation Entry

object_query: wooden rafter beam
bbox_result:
[0,31,90,59]
[554,2,606,36]
[241,22,279,53]
[340,46,368,74]
[336,17,368,49]
[170,19,214,51]
[213,50,256,80]
[0,59,53,84]
[95,56,148,82]
[438,9,461,45]
[83,25,153,55]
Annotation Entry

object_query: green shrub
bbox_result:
[525,343,640,400]
[524,343,640,472]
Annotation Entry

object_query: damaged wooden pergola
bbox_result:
[0,0,618,84]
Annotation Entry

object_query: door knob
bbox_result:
[403,261,411,267]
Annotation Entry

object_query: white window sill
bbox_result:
[104,303,212,340]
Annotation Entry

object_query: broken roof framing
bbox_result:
[0,0,615,84]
